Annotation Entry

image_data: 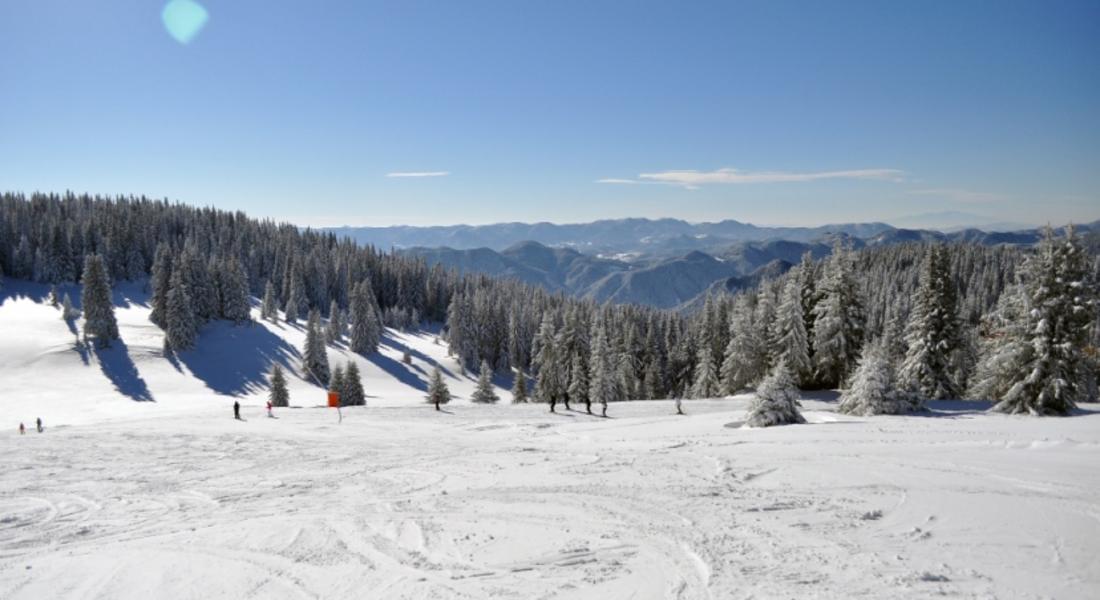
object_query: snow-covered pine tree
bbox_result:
[426,366,451,410]
[968,282,1031,402]
[838,340,917,415]
[511,368,529,403]
[568,353,589,410]
[326,299,343,344]
[588,316,616,415]
[269,364,290,407]
[690,343,720,398]
[992,226,1096,415]
[80,254,119,348]
[532,312,563,410]
[898,245,961,399]
[773,272,813,385]
[349,279,382,354]
[745,360,806,427]
[284,273,304,325]
[330,363,346,401]
[219,256,252,324]
[61,292,78,321]
[472,359,500,403]
[164,258,198,352]
[812,243,865,388]
[720,298,765,392]
[260,280,278,321]
[302,308,331,386]
[149,242,172,327]
[342,361,366,406]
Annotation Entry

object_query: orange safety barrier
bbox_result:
[328,391,341,407]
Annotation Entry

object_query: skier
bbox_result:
[266,400,273,418]
[19,422,25,435]
[233,401,241,420]
[36,418,43,433]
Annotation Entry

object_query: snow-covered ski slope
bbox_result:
[2,280,1100,599]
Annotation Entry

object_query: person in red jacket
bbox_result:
[266,401,273,418]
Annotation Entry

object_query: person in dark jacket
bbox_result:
[36,418,43,433]
[233,401,241,420]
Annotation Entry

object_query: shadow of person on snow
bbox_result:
[94,339,154,402]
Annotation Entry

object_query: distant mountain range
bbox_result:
[333,218,1099,310]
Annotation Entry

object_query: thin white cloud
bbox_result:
[599,167,904,189]
[595,177,699,190]
[907,188,1004,204]
[386,171,450,178]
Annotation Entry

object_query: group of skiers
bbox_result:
[233,400,276,421]
[17,418,44,434]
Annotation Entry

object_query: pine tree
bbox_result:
[511,368,529,403]
[149,243,173,327]
[690,343,720,398]
[720,299,765,392]
[745,361,806,427]
[326,300,343,344]
[812,244,865,388]
[269,364,290,407]
[330,363,345,401]
[261,280,279,321]
[898,246,961,399]
[426,366,451,410]
[568,353,589,409]
[588,317,616,415]
[80,254,119,348]
[472,359,500,403]
[838,341,917,415]
[533,313,563,410]
[343,361,366,406]
[61,292,78,321]
[968,282,1031,402]
[349,280,382,354]
[773,273,812,385]
[219,256,252,324]
[284,269,304,325]
[164,259,198,351]
[303,308,331,386]
[991,227,1096,415]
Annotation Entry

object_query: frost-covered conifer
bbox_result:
[219,257,251,324]
[61,292,78,321]
[81,254,119,348]
[533,313,563,409]
[326,300,343,344]
[745,361,805,427]
[812,244,865,388]
[164,259,198,352]
[302,308,330,386]
[568,353,589,409]
[472,359,500,403]
[329,363,346,400]
[721,298,764,392]
[349,280,382,354]
[511,368,529,403]
[269,364,290,407]
[284,272,304,325]
[426,366,451,410]
[838,341,917,415]
[991,227,1096,415]
[690,343,720,398]
[588,317,616,414]
[343,361,366,406]
[261,280,278,321]
[898,246,961,399]
[773,273,812,385]
[149,243,172,327]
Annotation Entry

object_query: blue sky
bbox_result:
[1,0,1097,227]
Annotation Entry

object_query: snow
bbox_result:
[3,281,1100,598]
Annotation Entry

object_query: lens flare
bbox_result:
[162,0,209,44]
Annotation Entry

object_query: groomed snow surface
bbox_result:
[2,281,1099,599]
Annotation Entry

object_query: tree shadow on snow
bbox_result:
[913,399,995,418]
[379,334,457,379]
[176,320,298,396]
[95,340,154,402]
[366,350,428,392]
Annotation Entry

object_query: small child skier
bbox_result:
[233,401,241,421]
[266,401,273,418]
